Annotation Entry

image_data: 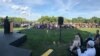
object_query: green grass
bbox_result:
[19,28,99,56]
[79,28,100,33]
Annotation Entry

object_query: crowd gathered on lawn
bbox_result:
[33,23,100,56]
[69,30,100,56]
[19,22,100,56]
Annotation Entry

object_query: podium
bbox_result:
[10,21,13,33]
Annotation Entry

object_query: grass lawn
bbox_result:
[19,28,99,56]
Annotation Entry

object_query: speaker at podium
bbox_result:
[4,16,14,34]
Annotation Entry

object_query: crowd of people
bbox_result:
[33,23,100,30]
[33,23,74,29]
[69,30,100,56]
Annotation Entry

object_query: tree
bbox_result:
[0,17,2,23]
[64,18,71,23]
[8,17,27,23]
[38,16,57,23]
[84,19,89,23]
[90,17,100,23]
[72,18,79,23]
[72,17,87,23]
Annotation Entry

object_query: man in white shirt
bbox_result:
[77,40,96,56]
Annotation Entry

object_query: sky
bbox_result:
[0,0,100,20]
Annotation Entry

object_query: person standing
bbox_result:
[94,30,100,40]
[4,16,10,34]
[95,36,100,56]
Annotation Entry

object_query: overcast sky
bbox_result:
[0,0,100,20]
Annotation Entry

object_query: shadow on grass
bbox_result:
[18,28,99,56]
